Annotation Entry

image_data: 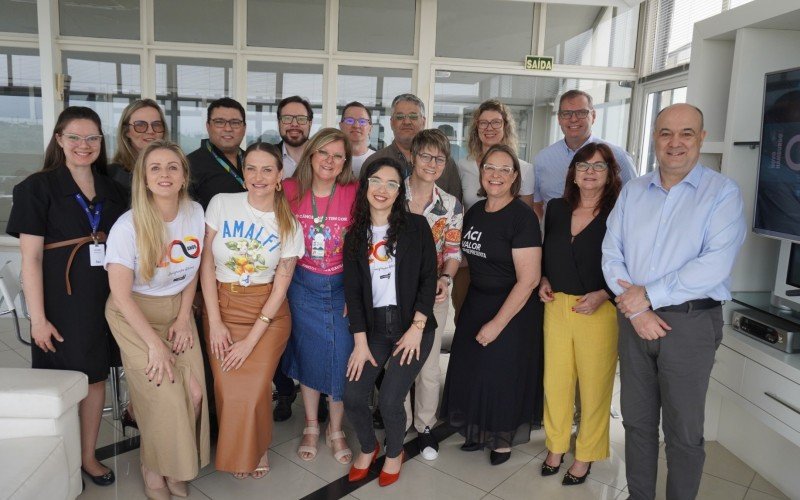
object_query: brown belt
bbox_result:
[217,281,273,295]
[43,231,107,295]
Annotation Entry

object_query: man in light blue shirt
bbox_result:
[533,90,637,221]
[602,103,746,500]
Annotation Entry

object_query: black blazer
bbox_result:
[343,213,438,336]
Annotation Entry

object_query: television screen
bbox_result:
[754,66,800,242]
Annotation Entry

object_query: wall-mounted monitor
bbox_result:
[753,66,800,242]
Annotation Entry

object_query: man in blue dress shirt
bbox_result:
[533,89,637,221]
[602,103,746,500]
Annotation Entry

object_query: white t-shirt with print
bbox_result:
[369,224,397,308]
[104,201,205,296]
[205,192,305,285]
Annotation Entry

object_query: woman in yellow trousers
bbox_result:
[539,142,623,486]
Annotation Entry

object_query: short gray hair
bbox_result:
[391,93,426,118]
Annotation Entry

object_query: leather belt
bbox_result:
[43,231,107,296]
[655,298,722,313]
[218,281,273,294]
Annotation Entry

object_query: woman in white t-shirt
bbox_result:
[199,142,304,479]
[105,140,209,500]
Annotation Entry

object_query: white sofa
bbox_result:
[0,368,88,500]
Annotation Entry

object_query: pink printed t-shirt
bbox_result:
[283,178,358,275]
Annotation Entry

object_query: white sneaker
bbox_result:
[419,426,439,460]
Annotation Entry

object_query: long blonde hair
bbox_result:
[243,142,298,245]
[131,140,191,283]
[113,99,169,172]
[467,99,518,160]
[290,128,355,206]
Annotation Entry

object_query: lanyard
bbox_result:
[206,141,245,188]
[74,194,103,243]
[311,184,337,232]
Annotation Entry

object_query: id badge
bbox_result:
[311,232,325,259]
[89,243,105,266]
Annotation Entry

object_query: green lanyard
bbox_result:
[311,183,337,234]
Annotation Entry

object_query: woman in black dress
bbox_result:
[440,143,543,466]
[7,106,127,485]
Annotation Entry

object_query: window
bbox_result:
[436,0,534,62]
[0,0,37,33]
[59,0,139,40]
[246,61,324,145]
[338,0,416,55]
[639,86,687,172]
[154,0,233,45]
[0,47,42,232]
[248,0,325,50]
[337,66,412,150]
[544,4,638,68]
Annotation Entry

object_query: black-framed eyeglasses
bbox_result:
[280,114,310,125]
[575,161,608,172]
[557,109,592,120]
[392,112,420,122]
[210,118,245,129]
[129,120,165,133]
[477,119,504,130]
[367,177,401,192]
[417,153,446,165]
[341,117,370,127]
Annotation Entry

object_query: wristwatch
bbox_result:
[412,319,426,330]
[439,273,452,286]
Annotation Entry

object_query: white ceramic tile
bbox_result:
[350,458,486,500]
[0,348,29,368]
[749,474,790,500]
[702,441,756,487]
[271,427,359,482]
[191,452,327,499]
[650,458,748,500]
[744,489,789,500]
[491,457,622,500]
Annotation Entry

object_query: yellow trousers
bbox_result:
[543,292,618,461]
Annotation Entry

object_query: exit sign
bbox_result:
[525,55,554,71]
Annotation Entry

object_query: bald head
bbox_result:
[653,103,707,183]
[655,103,704,133]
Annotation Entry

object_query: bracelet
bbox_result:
[628,308,650,321]
[258,314,272,325]
[412,319,426,330]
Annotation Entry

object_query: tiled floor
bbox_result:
[0,318,791,500]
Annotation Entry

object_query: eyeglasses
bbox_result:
[60,133,103,146]
[315,149,346,163]
[477,119,504,130]
[482,163,514,176]
[210,118,245,129]
[417,153,446,165]
[280,114,310,125]
[129,120,165,133]
[367,177,401,193]
[341,117,370,127]
[392,113,420,122]
[557,109,592,120]
[575,161,608,172]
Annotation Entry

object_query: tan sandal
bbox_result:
[297,420,320,461]
[252,452,270,479]
[326,425,352,464]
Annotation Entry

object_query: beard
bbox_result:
[281,131,308,148]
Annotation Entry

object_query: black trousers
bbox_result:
[343,306,433,457]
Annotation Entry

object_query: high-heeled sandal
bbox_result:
[562,462,592,486]
[251,452,270,479]
[348,441,380,482]
[541,453,564,476]
[121,407,138,433]
[325,425,352,464]
[297,419,320,461]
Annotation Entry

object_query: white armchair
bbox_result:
[0,368,88,500]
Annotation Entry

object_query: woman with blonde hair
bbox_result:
[109,99,169,189]
[200,142,304,479]
[105,140,209,499]
[281,128,358,464]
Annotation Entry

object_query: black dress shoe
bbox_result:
[562,463,592,486]
[490,450,511,466]
[541,454,564,476]
[273,395,293,422]
[81,466,115,486]
[460,440,481,452]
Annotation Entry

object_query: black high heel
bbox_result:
[121,407,138,432]
[562,462,592,486]
[490,450,511,466]
[460,440,481,452]
[541,453,564,476]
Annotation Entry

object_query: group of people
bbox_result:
[9,84,746,500]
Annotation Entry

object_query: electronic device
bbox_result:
[753,66,800,243]
[731,309,800,353]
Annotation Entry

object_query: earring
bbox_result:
[276,181,282,192]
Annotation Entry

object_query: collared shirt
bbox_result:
[281,142,300,178]
[534,134,637,205]
[601,164,746,310]
[363,142,464,202]
[404,177,463,272]
[187,138,245,210]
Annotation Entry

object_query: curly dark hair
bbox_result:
[346,157,407,260]
[563,142,622,215]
